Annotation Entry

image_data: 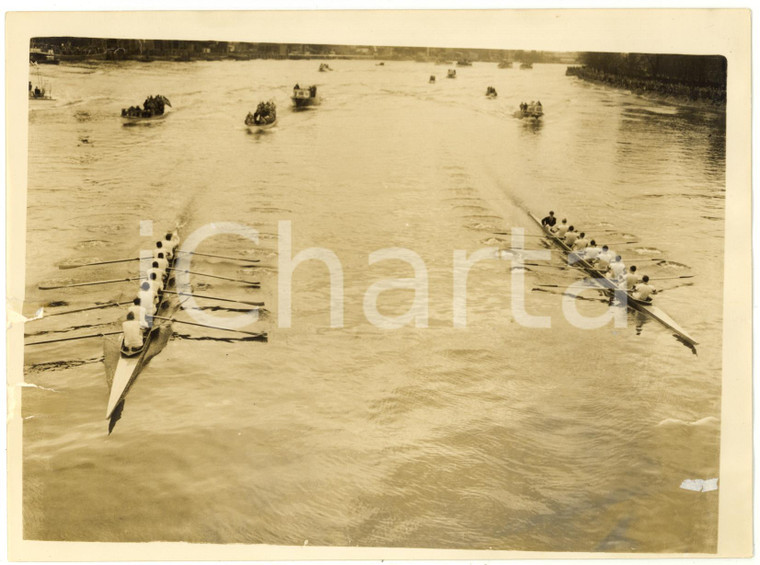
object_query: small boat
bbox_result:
[514,103,543,119]
[121,94,172,123]
[456,59,472,67]
[486,86,498,98]
[429,75,436,83]
[318,63,332,72]
[446,69,457,79]
[28,87,54,101]
[28,66,54,101]
[291,84,320,108]
[29,47,59,65]
[498,61,513,69]
[376,62,385,66]
[520,62,533,70]
[528,212,697,348]
[245,100,277,130]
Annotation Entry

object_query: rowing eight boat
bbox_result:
[527,212,698,348]
[104,230,180,429]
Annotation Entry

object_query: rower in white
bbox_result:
[122,311,144,353]
[596,245,614,271]
[563,226,578,247]
[163,232,180,259]
[584,239,602,261]
[127,297,148,329]
[621,265,643,290]
[153,251,169,273]
[608,255,626,282]
[572,231,589,252]
[632,275,656,302]
[146,260,166,285]
[137,281,157,316]
[147,271,163,297]
[554,218,569,236]
[154,241,169,262]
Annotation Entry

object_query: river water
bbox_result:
[22,60,725,552]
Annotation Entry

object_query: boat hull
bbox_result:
[247,118,277,131]
[514,110,543,119]
[121,111,169,124]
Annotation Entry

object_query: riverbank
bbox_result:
[566,65,726,110]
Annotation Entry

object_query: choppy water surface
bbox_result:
[22,60,724,551]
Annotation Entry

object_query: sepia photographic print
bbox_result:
[6,8,752,561]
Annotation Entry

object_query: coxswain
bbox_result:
[621,265,643,290]
[608,255,626,281]
[632,275,656,302]
[122,312,144,353]
[554,218,569,236]
[541,211,557,229]
[563,226,578,247]
[127,297,149,329]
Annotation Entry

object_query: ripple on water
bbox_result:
[74,239,110,250]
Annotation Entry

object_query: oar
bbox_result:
[176,250,260,263]
[168,268,260,286]
[163,290,264,307]
[58,257,141,270]
[521,262,569,269]
[26,330,121,346]
[153,315,265,337]
[649,275,695,281]
[39,276,142,290]
[494,232,551,237]
[27,300,133,321]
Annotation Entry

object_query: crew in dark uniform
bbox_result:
[541,211,557,228]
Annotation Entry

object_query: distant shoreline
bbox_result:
[565,66,726,111]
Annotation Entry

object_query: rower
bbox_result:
[572,232,589,252]
[155,240,169,262]
[621,265,643,290]
[541,211,557,229]
[137,281,157,317]
[122,312,144,353]
[164,232,179,257]
[584,240,601,261]
[154,251,169,273]
[554,218,569,236]
[632,275,656,302]
[127,297,149,329]
[147,260,166,285]
[608,255,626,281]
[147,272,163,300]
[563,226,578,247]
[596,245,614,271]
